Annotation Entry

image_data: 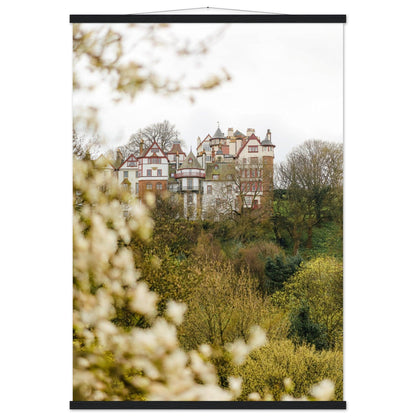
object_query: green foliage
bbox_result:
[300,221,343,259]
[288,300,328,350]
[234,241,280,292]
[264,254,302,294]
[179,261,287,350]
[236,340,343,400]
[272,257,343,350]
[149,194,202,258]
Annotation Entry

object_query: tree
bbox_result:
[130,120,181,153]
[271,188,309,255]
[276,140,343,250]
[72,129,102,159]
[288,300,329,350]
[180,261,282,349]
[264,254,302,294]
[273,257,343,350]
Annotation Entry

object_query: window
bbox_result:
[147,169,152,177]
[226,174,233,180]
[243,158,247,164]
[123,171,128,178]
[156,182,163,190]
[207,185,212,195]
[151,158,160,164]
[188,158,193,164]
[170,173,174,177]
[127,162,136,167]
[250,157,258,164]
[187,178,192,189]
[157,169,162,177]
[248,146,258,153]
[146,183,153,190]
[136,171,139,178]
[227,185,232,195]
[135,183,139,194]
[213,174,219,180]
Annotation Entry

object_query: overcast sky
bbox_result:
[74,23,343,163]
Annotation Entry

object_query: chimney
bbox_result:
[227,127,233,137]
[267,129,272,141]
[116,148,123,165]
[139,139,144,154]
[197,136,201,147]
[247,128,255,137]
[202,151,206,169]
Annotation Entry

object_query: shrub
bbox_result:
[264,254,302,294]
[234,242,280,292]
[288,300,328,350]
[237,340,343,400]
[179,261,287,351]
[272,257,343,350]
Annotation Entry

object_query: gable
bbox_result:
[236,134,262,158]
[197,134,211,152]
[119,154,138,169]
[141,141,169,161]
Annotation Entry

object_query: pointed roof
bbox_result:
[119,153,139,169]
[140,140,168,160]
[212,126,225,139]
[167,140,186,155]
[235,133,262,158]
[261,129,275,146]
[95,154,115,169]
[179,150,202,169]
[233,129,245,137]
[261,138,274,146]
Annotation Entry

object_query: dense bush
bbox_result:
[179,261,287,351]
[234,241,280,292]
[288,300,329,350]
[236,340,343,400]
[264,254,302,294]
[272,257,343,350]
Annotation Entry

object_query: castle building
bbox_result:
[103,125,275,219]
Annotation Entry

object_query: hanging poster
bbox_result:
[71,11,346,409]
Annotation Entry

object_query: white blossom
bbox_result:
[72,158,335,403]
[228,376,242,397]
[130,282,158,318]
[166,300,187,325]
[226,339,250,365]
[310,379,335,401]
[248,392,261,401]
[248,325,267,349]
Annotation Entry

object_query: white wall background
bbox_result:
[1,1,416,415]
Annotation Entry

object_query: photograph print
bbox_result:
[72,14,345,408]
